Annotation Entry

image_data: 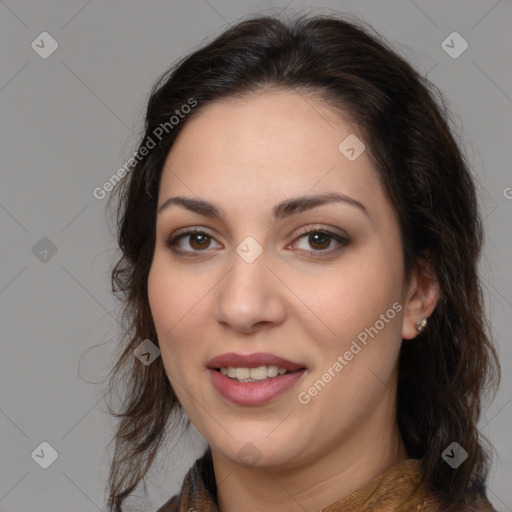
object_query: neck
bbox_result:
[211,414,408,512]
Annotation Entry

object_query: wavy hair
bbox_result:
[105,13,500,511]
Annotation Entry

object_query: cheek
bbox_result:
[147,257,212,363]
[147,261,214,411]
[341,232,404,319]
[148,261,177,336]
[290,251,405,407]
[290,246,403,345]
[148,252,210,326]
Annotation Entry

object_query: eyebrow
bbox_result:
[157,192,368,221]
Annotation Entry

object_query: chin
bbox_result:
[209,427,306,469]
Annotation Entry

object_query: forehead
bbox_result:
[158,90,391,223]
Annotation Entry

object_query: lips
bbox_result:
[207,352,305,371]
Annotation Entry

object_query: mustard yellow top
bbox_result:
[156,450,496,511]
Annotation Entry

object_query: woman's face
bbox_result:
[148,89,418,469]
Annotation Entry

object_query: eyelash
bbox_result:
[164,226,350,258]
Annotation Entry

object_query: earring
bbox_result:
[416,318,428,333]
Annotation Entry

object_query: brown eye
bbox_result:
[188,233,211,250]
[290,228,350,256]
[165,229,221,254]
[308,232,331,250]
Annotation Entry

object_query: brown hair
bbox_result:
[106,13,500,511]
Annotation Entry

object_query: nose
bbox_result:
[214,251,287,334]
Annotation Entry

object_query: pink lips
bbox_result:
[207,352,306,406]
[207,352,304,371]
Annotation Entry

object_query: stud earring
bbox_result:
[416,318,428,333]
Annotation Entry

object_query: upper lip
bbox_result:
[207,352,305,371]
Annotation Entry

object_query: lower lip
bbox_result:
[208,368,306,406]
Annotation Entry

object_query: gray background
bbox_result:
[1,0,511,511]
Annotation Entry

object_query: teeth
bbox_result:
[219,365,290,381]
[236,367,251,380]
[266,365,279,378]
[248,365,267,380]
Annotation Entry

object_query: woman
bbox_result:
[106,13,500,512]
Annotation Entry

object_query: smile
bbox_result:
[207,352,307,405]
[218,365,289,381]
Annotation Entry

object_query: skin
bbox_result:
[147,88,440,512]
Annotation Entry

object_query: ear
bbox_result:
[402,255,441,340]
